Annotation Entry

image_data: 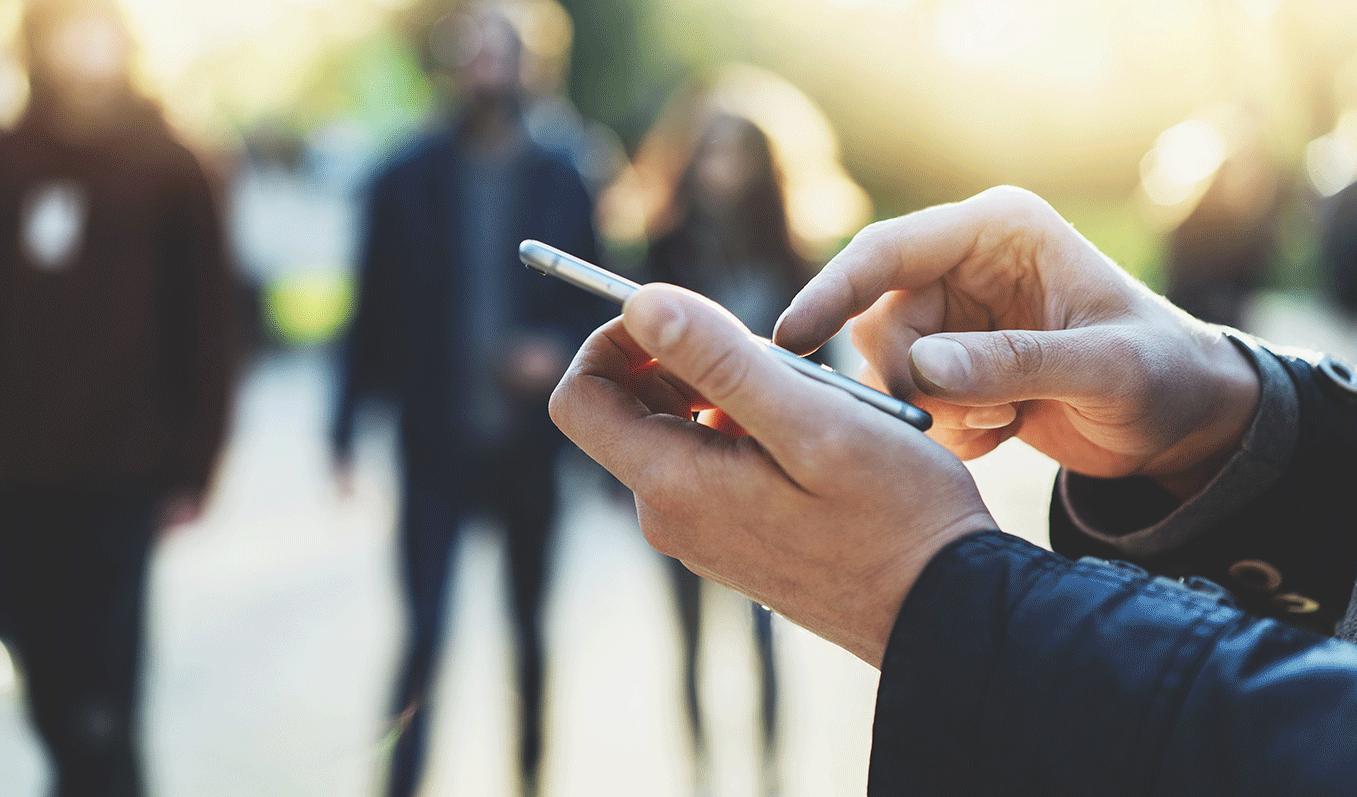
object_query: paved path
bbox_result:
[0,289,1349,796]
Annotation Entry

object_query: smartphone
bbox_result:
[519,239,931,431]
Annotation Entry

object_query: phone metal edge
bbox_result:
[519,239,932,431]
[519,239,639,305]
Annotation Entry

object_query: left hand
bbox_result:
[549,284,995,667]
[773,187,1260,498]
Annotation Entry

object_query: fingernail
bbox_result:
[628,291,687,352]
[963,404,1016,430]
[911,337,971,392]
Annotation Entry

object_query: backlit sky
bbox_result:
[4,0,1357,201]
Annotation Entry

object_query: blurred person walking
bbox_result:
[643,111,815,796]
[1163,118,1284,329]
[0,1,237,795]
[330,4,604,796]
[1319,177,1357,317]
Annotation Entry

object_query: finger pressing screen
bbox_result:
[773,201,985,354]
[773,187,1052,355]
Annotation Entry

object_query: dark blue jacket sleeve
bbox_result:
[331,172,402,460]
[530,156,613,344]
[871,339,1357,795]
[1049,340,1357,636]
[869,530,1357,796]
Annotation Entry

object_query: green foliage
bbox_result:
[296,27,436,148]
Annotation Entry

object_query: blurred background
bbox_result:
[2,0,1357,795]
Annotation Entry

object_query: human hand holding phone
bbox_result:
[549,282,993,666]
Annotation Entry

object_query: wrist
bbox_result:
[1145,328,1261,499]
[859,509,997,668]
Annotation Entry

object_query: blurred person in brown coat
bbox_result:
[0,1,236,795]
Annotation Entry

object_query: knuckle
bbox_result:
[793,424,860,481]
[634,459,711,560]
[857,218,898,244]
[993,329,1045,377]
[848,315,876,351]
[638,518,680,558]
[979,185,1041,212]
[633,458,676,509]
[1102,327,1158,400]
[694,345,751,403]
[978,186,1059,230]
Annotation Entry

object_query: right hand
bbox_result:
[549,284,995,667]
[773,187,1261,498]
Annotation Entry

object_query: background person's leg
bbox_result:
[0,488,155,797]
[499,453,557,797]
[752,600,779,796]
[387,471,462,797]
[666,558,705,770]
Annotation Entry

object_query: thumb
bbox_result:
[623,284,875,479]
[910,328,1128,406]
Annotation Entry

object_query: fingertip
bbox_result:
[772,297,835,356]
[771,307,795,346]
[623,285,689,354]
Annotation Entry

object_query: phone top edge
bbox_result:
[518,240,932,430]
[519,239,640,306]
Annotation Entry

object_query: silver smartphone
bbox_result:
[519,239,931,431]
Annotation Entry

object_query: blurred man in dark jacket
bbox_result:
[331,4,604,796]
[0,1,237,794]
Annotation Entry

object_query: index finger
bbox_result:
[773,186,1049,355]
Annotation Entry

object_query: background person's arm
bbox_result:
[331,172,403,485]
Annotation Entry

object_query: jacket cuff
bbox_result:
[868,530,1245,795]
[1056,330,1297,558]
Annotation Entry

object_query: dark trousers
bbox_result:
[666,558,777,769]
[388,449,558,797]
[0,487,157,797]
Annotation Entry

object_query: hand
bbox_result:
[550,284,995,667]
[774,187,1261,499]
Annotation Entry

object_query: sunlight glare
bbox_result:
[0,52,26,130]
[933,0,1044,66]
[1235,0,1282,24]
[1306,126,1357,198]
[823,0,916,7]
[1140,119,1227,207]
